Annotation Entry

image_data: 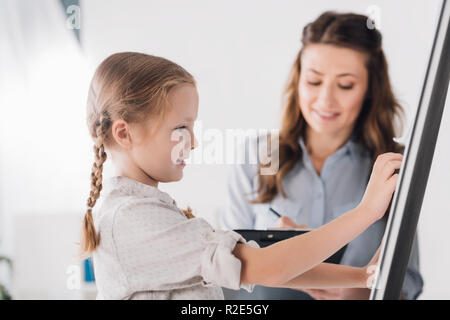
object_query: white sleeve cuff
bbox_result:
[200,229,260,292]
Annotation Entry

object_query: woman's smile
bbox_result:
[312,109,340,121]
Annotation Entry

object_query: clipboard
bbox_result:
[233,229,347,264]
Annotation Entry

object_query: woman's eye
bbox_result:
[176,126,187,130]
[307,81,321,86]
[339,84,354,90]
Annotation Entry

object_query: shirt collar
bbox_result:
[102,175,177,206]
[298,133,359,164]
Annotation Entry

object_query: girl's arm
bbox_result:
[232,153,401,288]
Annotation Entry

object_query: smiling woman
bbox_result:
[299,44,370,173]
[299,45,368,128]
[221,11,423,300]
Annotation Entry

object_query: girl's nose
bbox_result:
[191,135,198,150]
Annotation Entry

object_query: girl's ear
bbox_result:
[111,119,133,149]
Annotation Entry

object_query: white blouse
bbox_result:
[92,175,258,300]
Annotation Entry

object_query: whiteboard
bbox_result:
[370,0,450,300]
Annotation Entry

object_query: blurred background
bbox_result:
[0,0,448,299]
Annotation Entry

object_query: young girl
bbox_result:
[80,52,402,300]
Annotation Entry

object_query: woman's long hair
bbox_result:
[252,11,404,203]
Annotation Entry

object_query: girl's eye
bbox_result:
[338,84,354,90]
[176,126,187,130]
[307,81,321,86]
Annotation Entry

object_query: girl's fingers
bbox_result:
[383,152,403,160]
[373,153,403,173]
[382,160,402,178]
[387,173,399,191]
[377,152,403,164]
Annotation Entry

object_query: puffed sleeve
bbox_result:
[201,227,259,292]
[111,199,260,294]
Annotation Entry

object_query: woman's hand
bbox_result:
[366,244,382,269]
[274,216,308,229]
[301,287,371,300]
[363,243,382,289]
[358,153,403,222]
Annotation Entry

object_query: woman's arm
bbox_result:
[232,153,402,288]
[232,206,370,287]
[274,263,366,289]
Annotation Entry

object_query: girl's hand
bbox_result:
[358,153,403,223]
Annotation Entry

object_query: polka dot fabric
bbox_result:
[92,176,258,300]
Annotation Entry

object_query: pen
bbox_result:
[269,207,282,218]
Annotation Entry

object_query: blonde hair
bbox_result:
[79,52,196,259]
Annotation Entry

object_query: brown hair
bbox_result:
[253,11,404,203]
[79,52,196,258]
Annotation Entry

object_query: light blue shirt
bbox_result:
[220,135,423,299]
